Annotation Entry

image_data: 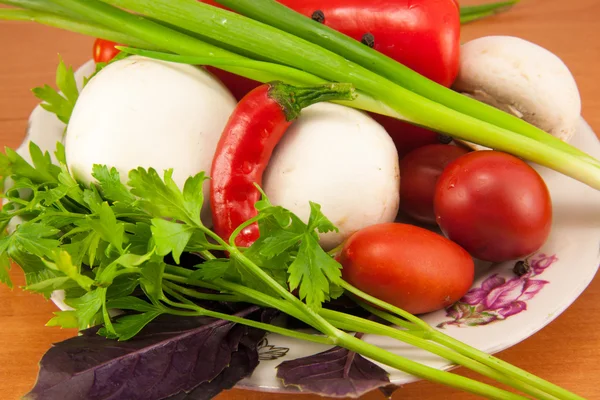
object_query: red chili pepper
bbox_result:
[92,38,121,63]
[200,0,459,157]
[210,81,355,248]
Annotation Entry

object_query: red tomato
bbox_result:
[434,151,553,263]
[399,144,470,224]
[93,39,121,63]
[338,223,475,315]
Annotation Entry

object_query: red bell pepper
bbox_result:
[202,0,460,157]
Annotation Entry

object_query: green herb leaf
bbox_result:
[1,144,57,184]
[151,219,194,264]
[124,223,153,255]
[190,259,232,281]
[43,250,95,291]
[64,289,104,329]
[106,296,159,312]
[307,201,338,234]
[288,234,342,310]
[88,203,124,254]
[106,275,139,300]
[57,164,86,206]
[101,310,163,341]
[56,55,79,104]
[92,165,135,204]
[83,187,103,213]
[54,142,67,165]
[140,261,165,303]
[46,310,79,329]
[256,231,302,259]
[128,168,206,226]
[29,142,62,182]
[0,251,12,289]
[32,56,79,124]
[1,221,60,259]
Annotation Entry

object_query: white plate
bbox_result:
[25,60,600,393]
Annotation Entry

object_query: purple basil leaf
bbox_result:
[276,346,391,398]
[25,307,266,400]
[166,329,260,400]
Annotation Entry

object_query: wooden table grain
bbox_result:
[1,0,599,399]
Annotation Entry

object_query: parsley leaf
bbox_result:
[0,252,12,288]
[64,289,104,330]
[92,165,135,204]
[190,259,232,281]
[288,234,342,310]
[42,250,95,292]
[151,219,194,264]
[128,168,206,226]
[31,56,79,124]
[140,261,166,303]
[46,311,79,329]
[0,221,60,259]
[307,202,339,234]
[88,203,124,254]
[0,143,58,184]
[102,311,163,341]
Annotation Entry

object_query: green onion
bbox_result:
[460,0,520,24]
[215,0,597,165]
[4,0,600,189]
[95,0,600,189]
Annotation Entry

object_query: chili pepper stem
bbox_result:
[268,81,356,121]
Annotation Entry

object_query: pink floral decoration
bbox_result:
[437,253,558,328]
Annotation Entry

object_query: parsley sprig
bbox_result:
[0,142,577,400]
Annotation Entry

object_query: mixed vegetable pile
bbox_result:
[0,0,598,399]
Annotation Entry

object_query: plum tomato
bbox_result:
[399,144,470,224]
[434,151,552,263]
[338,223,475,315]
[93,38,121,63]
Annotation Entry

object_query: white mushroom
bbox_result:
[452,35,581,150]
[65,55,237,225]
[263,102,400,250]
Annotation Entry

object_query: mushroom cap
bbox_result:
[65,56,237,225]
[453,35,581,143]
[263,102,400,250]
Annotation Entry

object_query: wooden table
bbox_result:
[1,0,599,399]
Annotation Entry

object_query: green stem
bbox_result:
[268,81,356,121]
[117,47,394,117]
[161,268,563,400]
[0,8,156,50]
[336,333,527,400]
[460,0,520,24]
[160,293,334,346]
[228,214,264,247]
[168,275,529,400]
[323,309,558,400]
[431,331,586,400]
[163,280,242,302]
[339,280,429,331]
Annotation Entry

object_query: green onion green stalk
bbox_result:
[460,0,520,24]
[2,0,600,191]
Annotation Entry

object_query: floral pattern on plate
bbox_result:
[438,253,558,328]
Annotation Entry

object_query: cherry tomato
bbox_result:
[93,38,121,63]
[338,223,475,315]
[399,144,470,224]
[434,151,552,263]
